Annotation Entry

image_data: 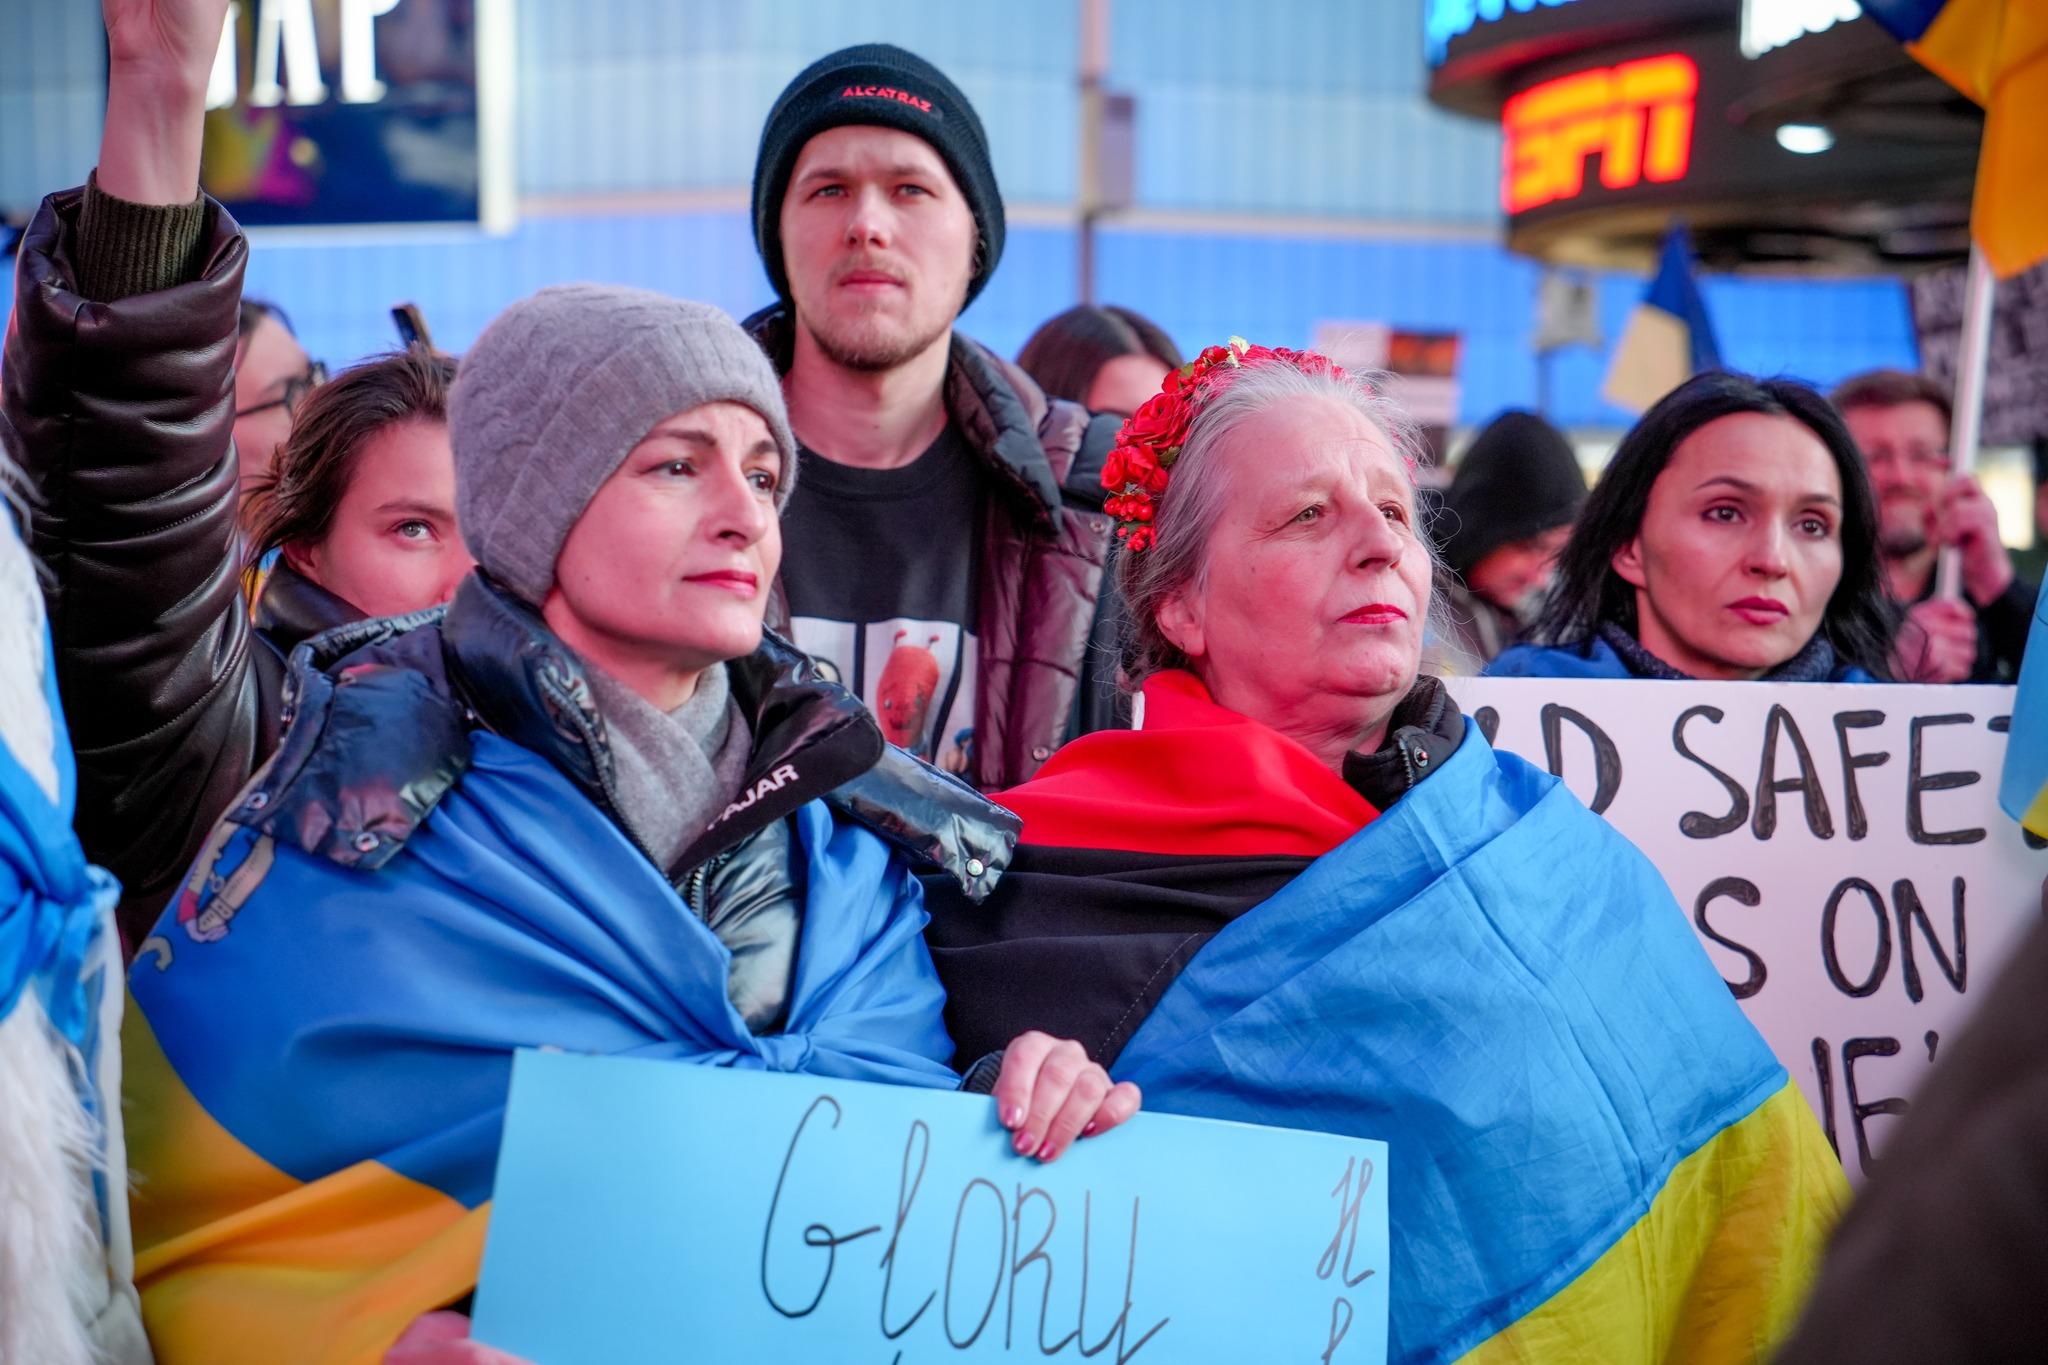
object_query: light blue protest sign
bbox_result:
[473,1050,1388,1363]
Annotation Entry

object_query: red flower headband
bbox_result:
[1101,337,1346,552]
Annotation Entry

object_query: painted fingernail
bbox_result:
[1014,1130,1035,1154]
[1037,1139,1058,1161]
[1003,1105,1024,1128]
[1082,1121,1099,1138]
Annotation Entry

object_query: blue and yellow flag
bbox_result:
[1998,589,2048,834]
[1601,224,1723,414]
[125,733,958,1364]
[1866,0,2048,277]
[1112,726,1846,1363]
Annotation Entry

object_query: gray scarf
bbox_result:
[1597,619,1842,683]
[583,662,753,875]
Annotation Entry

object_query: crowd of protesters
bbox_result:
[3,1,2046,1362]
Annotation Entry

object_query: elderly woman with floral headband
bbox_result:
[925,341,1847,1364]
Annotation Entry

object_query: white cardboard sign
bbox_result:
[1446,678,2046,1179]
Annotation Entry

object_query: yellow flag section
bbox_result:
[1463,1080,1847,1363]
[1908,0,2048,277]
[124,1007,488,1365]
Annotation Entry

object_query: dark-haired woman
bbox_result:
[242,347,474,625]
[1487,371,1893,681]
[1017,304,1183,417]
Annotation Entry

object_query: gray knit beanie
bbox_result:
[449,284,797,606]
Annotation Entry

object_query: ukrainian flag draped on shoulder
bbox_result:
[1102,709,1845,1362]
[124,733,956,1365]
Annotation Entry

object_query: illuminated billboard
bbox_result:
[1427,0,1980,270]
[1501,54,1696,214]
[194,0,514,230]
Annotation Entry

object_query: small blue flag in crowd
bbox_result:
[1602,223,1723,414]
[1999,589,2048,836]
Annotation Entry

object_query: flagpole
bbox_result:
[1936,243,1997,601]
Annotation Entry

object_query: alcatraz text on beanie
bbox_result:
[751,44,1006,309]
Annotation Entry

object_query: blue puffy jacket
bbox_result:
[1487,635,1876,682]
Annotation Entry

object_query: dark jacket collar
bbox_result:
[254,575,1015,897]
[252,559,360,654]
[438,572,877,865]
[743,304,1063,525]
[439,573,1014,894]
[1342,676,1467,810]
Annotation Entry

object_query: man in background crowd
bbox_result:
[1833,369,2038,682]
[1435,409,1588,670]
[746,44,1121,788]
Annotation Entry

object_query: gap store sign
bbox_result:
[193,0,514,229]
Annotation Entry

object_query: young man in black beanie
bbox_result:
[1436,410,1588,671]
[747,43,1121,790]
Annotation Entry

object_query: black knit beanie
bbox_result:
[1440,410,1589,579]
[752,44,1005,308]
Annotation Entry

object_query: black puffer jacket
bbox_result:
[2,187,348,949]
[747,307,1125,790]
[225,573,1015,1022]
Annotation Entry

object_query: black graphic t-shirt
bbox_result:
[779,423,982,773]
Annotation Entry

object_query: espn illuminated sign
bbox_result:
[1501,54,1699,214]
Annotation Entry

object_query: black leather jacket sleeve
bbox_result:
[4,186,263,948]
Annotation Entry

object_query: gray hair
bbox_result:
[1114,359,1447,686]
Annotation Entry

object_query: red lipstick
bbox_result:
[1728,596,1788,625]
[687,570,759,597]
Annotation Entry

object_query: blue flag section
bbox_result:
[1601,223,1724,412]
[474,1053,1391,1365]
[1645,224,1723,371]
[1114,727,1846,1363]
[123,732,961,1363]
[1999,587,2048,835]
[1861,0,1952,44]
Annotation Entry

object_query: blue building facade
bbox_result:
[3,0,1916,430]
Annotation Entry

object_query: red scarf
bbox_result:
[997,670,1378,857]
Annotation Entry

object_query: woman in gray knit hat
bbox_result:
[123,285,1140,1363]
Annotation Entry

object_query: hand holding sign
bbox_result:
[473,1052,1390,1364]
[994,1030,1144,1162]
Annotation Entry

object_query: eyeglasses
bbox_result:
[234,361,328,420]
[1863,443,1950,471]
